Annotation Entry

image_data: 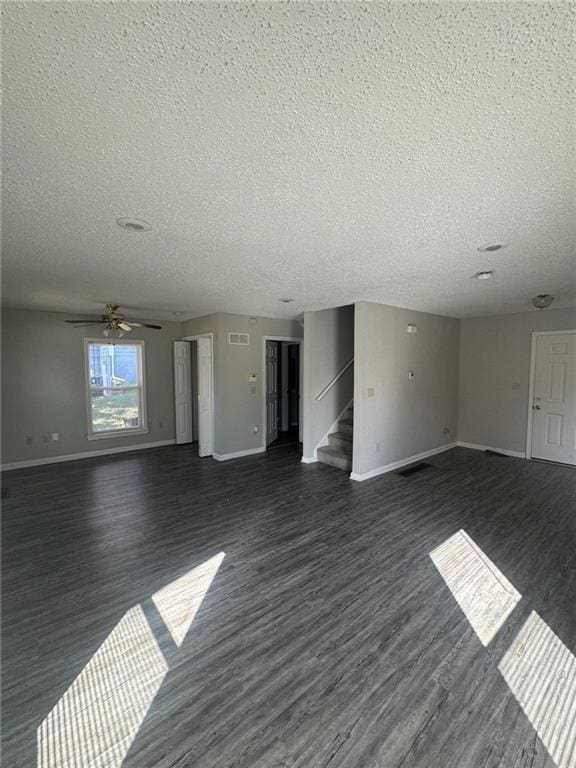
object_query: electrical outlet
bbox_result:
[408,371,415,381]
[51,432,59,442]
[367,387,375,398]
[443,426,450,435]
[252,425,259,434]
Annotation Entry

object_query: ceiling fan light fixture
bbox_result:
[66,304,163,333]
[101,325,126,339]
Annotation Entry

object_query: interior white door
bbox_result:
[197,336,214,457]
[173,341,192,444]
[531,332,576,465]
[266,341,279,446]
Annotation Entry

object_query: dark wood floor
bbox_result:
[2,446,575,768]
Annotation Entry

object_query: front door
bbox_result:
[531,332,576,465]
[266,340,279,446]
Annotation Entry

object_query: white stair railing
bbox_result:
[315,357,354,401]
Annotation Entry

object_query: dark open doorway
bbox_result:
[265,340,301,450]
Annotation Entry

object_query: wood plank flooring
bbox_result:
[2,445,575,767]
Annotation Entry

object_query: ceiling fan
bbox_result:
[65,304,163,337]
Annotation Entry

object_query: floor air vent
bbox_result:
[397,462,431,478]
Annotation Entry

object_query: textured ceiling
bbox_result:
[2,1,575,320]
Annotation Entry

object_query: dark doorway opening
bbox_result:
[266,340,301,449]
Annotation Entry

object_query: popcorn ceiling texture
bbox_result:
[2,2,574,320]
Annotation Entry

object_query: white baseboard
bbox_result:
[456,441,526,459]
[301,456,318,464]
[213,447,266,462]
[1,439,176,471]
[350,442,457,482]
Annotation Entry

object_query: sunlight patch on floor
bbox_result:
[37,605,167,768]
[37,552,225,767]
[430,529,521,646]
[499,611,576,768]
[152,551,225,646]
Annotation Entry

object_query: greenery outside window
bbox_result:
[85,339,148,438]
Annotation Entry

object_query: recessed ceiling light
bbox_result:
[172,311,183,317]
[474,270,495,280]
[278,298,294,303]
[477,243,508,252]
[116,217,152,232]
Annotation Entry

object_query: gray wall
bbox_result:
[352,302,460,477]
[459,307,576,454]
[1,308,183,465]
[302,305,354,460]
[182,312,302,456]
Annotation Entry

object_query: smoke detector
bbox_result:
[532,294,554,310]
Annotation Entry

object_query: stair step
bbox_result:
[338,417,353,434]
[317,446,352,472]
[328,431,353,451]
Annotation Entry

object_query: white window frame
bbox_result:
[84,338,148,439]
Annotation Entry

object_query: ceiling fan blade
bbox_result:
[117,322,133,332]
[125,322,163,330]
[65,319,103,324]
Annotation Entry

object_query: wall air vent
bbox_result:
[228,333,249,346]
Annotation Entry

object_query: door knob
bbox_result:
[532,404,541,410]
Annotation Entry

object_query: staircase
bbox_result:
[317,402,353,471]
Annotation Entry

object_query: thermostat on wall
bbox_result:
[407,324,418,334]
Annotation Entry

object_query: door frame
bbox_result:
[262,336,302,449]
[525,329,576,460]
[182,333,215,456]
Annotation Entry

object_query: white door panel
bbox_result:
[173,341,192,444]
[531,332,576,465]
[197,337,214,457]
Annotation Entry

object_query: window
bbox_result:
[85,340,147,438]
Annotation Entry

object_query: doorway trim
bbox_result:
[262,336,303,450]
[525,329,576,460]
[181,333,215,457]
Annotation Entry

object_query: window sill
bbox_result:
[87,428,149,441]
